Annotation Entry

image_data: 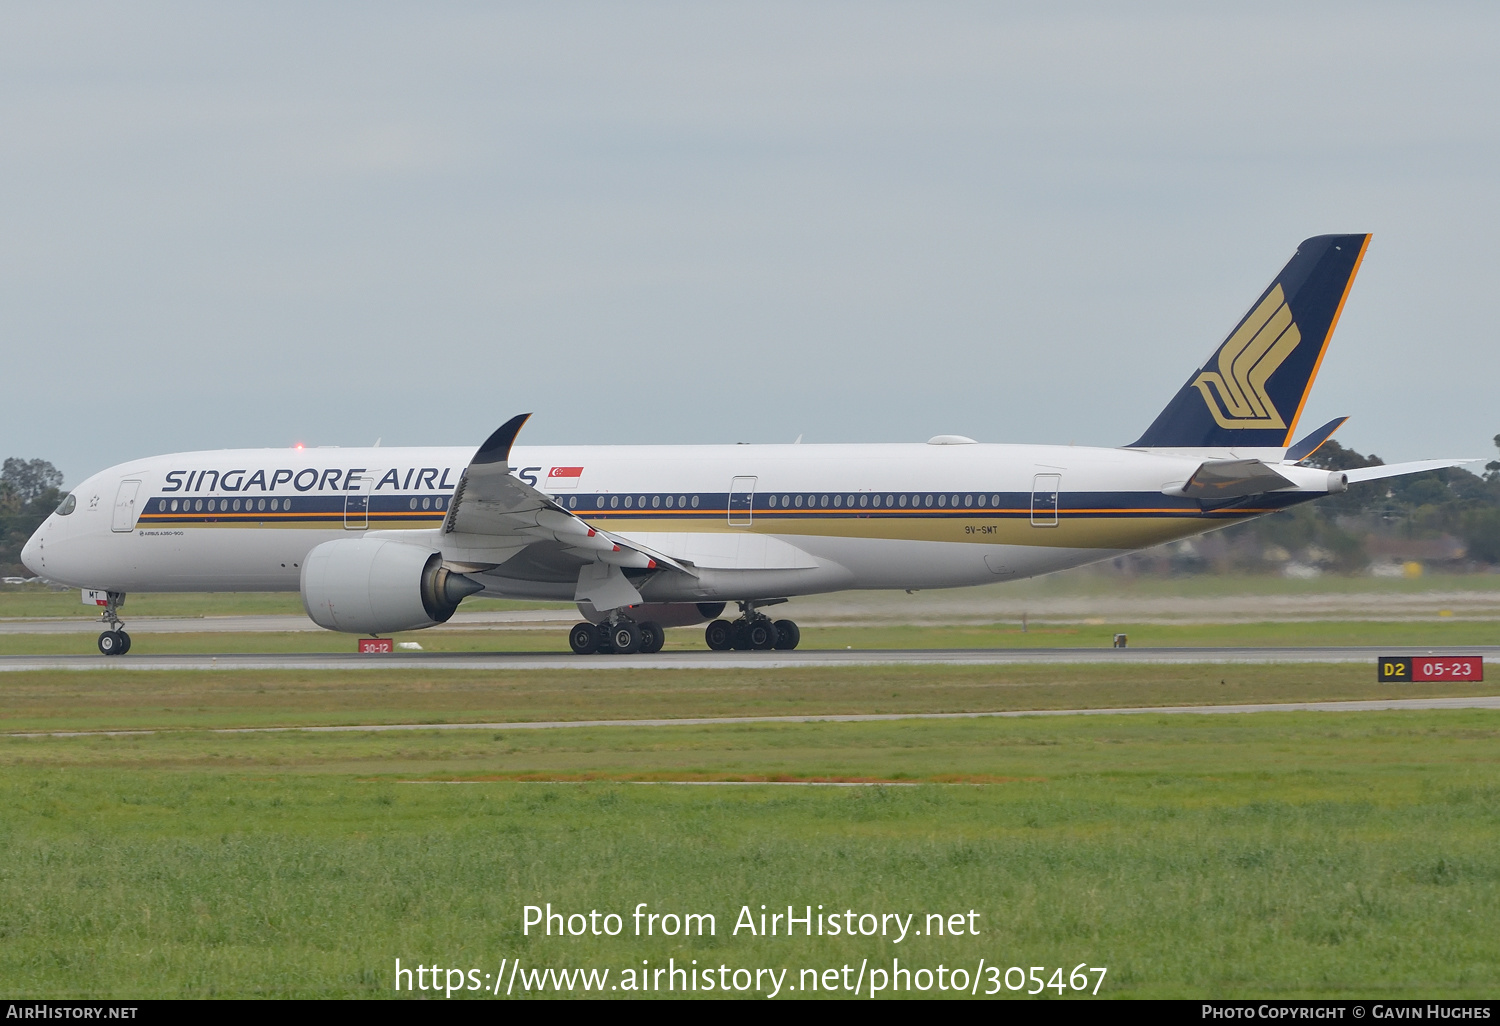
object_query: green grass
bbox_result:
[2,662,1495,734]
[2,711,1499,997]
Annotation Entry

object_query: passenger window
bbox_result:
[270,498,278,511]
[992,493,1001,506]
[157,499,166,512]
[597,497,605,508]
[820,495,829,508]
[833,494,842,508]
[924,495,932,507]
[951,494,959,507]
[652,495,660,508]
[284,499,292,511]
[196,499,204,512]
[257,499,266,512]
[436,497,445,510]
[691,496,699,508]
[964,494,973,507]
[569,496,577,509]
[666,495,674,508]
[767,495,776,508]
[232,499,241,511]
[170,499,179,512]
[678,496,687,507]
[937,494,946,507]
[859,494,868,507]
[409,498,417,510]
[611,496,619,508]
[625,496,633,508]
[898,495,906,508]
[422,497,431,510]
[638,497,645,508]
[794,495,803,508]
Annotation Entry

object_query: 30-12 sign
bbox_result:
[1378,656,1484,682]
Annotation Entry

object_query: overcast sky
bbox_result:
[3,3,1497,485]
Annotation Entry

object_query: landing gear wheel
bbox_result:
[609,621,642,655]
[116,630,131,655]
[746,619,778,650]
[568,622,601,655]
[705,619,734,651]
[731,620,752,650]
[97,630,124,656]
[772,619,799,650]
[637,621,665,654]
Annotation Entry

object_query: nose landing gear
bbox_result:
[95,591,131,656]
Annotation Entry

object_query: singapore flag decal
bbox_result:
[547,466,583,489]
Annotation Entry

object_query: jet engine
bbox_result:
[301,537,483,634]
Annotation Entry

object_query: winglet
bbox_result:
[473,414,532,465]
[1285,416,1349,463]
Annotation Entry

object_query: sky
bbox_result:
[2,2,1497,486]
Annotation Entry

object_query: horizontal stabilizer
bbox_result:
[1165,458,1294,499]
[1343,459,1479,484]
[1285,416,1348,463]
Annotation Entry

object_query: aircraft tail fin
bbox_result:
[1130,234,1371,449]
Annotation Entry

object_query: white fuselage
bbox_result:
[22,441,1327,606]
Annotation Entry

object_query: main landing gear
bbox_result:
[567,618,666,656]
[704,602,800,652]
[95,591,131,656]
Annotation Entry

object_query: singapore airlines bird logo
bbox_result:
[1192,285,1301,429]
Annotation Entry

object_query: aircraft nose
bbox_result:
[20,528,43,575]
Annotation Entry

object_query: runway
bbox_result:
[2,645,1497,672]
[14,694,1500,739]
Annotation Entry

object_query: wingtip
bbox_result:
[473,413,533,465]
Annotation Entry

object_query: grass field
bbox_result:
[3,662,1497,733]
[3,710,1498,998]
[4,571,1498,999]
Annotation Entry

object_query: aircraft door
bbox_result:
[728,476,756,527]
[111,480,142,532]
[1031,474,1061,527]
[344,470,379,530]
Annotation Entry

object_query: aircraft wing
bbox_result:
[439,415,692,607]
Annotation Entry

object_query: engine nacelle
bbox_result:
[301,537,483,634]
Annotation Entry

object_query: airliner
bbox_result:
[21,234,1471,656]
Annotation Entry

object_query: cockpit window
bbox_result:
[56,493,77,516]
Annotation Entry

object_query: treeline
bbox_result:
[0,458,63,577]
